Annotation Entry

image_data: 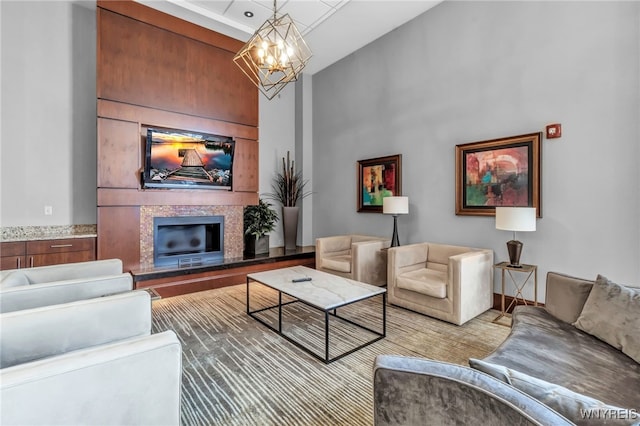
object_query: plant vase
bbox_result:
[282,206,299,251]
[244,235,270,256]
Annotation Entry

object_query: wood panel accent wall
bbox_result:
[97,5,257,125]
[96,1,259,271]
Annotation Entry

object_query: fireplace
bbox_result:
[153,216,224,267]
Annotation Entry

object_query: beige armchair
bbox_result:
[387,242,493,325]
[0,259,132,313]
[315,235,391,286]
[1,291,182,425]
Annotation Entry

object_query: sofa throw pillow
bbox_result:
[544,272,594,324]
[468,359,637,426]
[573,275,640,364]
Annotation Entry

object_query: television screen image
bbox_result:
[143,127,235,190]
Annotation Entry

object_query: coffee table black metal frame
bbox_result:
[246,277,386,364]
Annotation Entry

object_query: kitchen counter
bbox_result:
[1,225,97,242]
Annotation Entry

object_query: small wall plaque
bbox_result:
[546,123,562,139]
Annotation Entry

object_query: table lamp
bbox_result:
[383,196,409,247]
[495,207,536,268]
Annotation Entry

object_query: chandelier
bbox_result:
[233,0,312,100]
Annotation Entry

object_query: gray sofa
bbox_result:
[374,272,640,425]
[1,290,182,425]
[471,272,640,424]
[373,356,573,425]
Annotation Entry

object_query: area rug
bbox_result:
[151,283,509,425]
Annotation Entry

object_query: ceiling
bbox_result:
[135,0,443,74]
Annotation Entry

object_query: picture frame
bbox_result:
[357,154,402,213]
[455,132,541,217]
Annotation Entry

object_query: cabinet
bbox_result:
[1,241,26,270]
[0,238,96,270]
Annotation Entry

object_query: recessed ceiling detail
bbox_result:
[135,0,443,74]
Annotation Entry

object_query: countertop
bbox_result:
[1,225,97,242]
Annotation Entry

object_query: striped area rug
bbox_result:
[151,283,509,425]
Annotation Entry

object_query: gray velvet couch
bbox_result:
[374,272,640,425]
[471,272,640,424]
[374,356,573,425]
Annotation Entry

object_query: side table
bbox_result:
[493,262,537,324]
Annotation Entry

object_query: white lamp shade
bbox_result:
[495,207,536,232]
[383,196,409,215]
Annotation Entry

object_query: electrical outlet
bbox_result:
[44,205,53,215]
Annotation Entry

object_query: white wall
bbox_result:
[312,1,640,299]
[258,84,296,248]
[1,1,96,227]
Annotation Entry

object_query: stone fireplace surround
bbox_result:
[139,205,243,269]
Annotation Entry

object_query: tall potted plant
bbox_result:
[266,151,311,250]
[243,198,278,256]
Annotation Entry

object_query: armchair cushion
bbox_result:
[322,255,352,273]
[396,268,447,298]
[426,243,473,267]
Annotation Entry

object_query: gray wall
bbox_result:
[1,1,96,227]
[3,1,638,299]
[312,1,640,299]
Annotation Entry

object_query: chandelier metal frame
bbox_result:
[233,0,312,100]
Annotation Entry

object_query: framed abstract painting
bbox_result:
[357,154,402,213]
[455,133,541,217]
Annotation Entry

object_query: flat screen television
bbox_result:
[143,127,235,190]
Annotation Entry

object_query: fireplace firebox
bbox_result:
[153,216,224,267]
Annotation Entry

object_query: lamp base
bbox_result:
[506,239,523,268]
[390,215,400,247]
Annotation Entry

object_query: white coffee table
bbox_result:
[246,266,386,363]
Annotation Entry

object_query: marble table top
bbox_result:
[247,266,386,311]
